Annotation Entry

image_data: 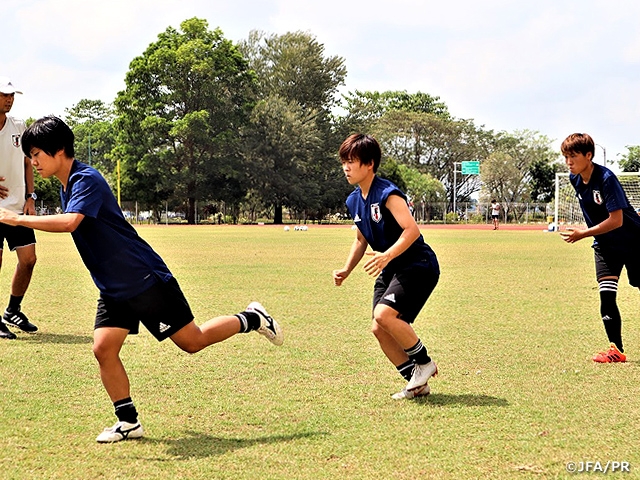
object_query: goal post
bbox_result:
[554,172,640,230]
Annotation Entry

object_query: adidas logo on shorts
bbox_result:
[384,293,396,303]
[159,322,171,333]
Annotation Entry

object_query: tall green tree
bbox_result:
[481,130,559,219]
[114,17,256,223]
[240,30,347,223]
[337,90,450,137]
[619,145,640,172]
[65,99,116,179]
[372,110,493,207]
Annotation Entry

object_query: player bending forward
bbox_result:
[560,133,640,363]
[0,116,283,442]
[333,134,440,399]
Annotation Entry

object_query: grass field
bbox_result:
[1,225,639,479]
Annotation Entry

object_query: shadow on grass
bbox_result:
[144,430,325,460]
[19,332,93,344]
[417,393,508,407]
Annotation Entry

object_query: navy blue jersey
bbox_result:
[570,163,640,249]
[61,160,172,300]
[345,176,438,272]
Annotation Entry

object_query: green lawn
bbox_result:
[0,225,638,479]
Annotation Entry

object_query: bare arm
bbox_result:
[0,208,84,233]
[560,209,623,243]
[23,156,36,215]
[333,228,368,286]
[363,194,421,277]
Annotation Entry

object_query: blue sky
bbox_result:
[4,0,640,166]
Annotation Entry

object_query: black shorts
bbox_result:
[0,223,36,251]
[593,244,640,287]
[95,277,194,341]
[373,264,439,323]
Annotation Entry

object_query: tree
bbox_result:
[240,30,347,223]
[337,90,450,137]
[372,110,493,207]
[397,164,446,222]
[114,17,256,223]
[481,130,559,220]
[619,146,640,172]
[65,99,116,181]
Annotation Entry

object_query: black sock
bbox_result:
[235,311,261,333]
[114,397,138,424]
[396,360,414,381]
[404,339,431,365]
[599,280,623,352]
[7,295,23,312]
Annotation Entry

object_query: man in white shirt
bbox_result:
[0,77,38,339]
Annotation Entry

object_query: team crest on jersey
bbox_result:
[11,134,21,148]
[593,190,603,205]
[371,203,382,223]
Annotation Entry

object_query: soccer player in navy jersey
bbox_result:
[333,134,440,399]
[0,116,283,442]
[560,133,640,363]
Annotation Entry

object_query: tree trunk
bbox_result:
[274,202,283,224]
[187,197,196,224]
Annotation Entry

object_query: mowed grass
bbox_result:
[1,225,639,479]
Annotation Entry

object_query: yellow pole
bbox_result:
[117,159,121,207]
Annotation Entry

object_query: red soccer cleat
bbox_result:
[592,344,626,363]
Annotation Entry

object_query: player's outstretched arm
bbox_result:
[0,208,84,233]
[560,209,623,243]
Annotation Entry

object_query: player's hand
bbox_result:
[559,228,583,243]
[23,199,36,215]
[333,268,350,286]
[363,251,390,277]
[0,177,8,200]
[0,207,19,226]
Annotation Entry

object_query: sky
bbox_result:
[4,0,640,167]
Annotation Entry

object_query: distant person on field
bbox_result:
[490,199,501,230]
[0,77,38,340]
[560,132,640,363]
[333,133,440,400]
[0,116,283,442]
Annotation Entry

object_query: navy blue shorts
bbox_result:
[0,223,36,251]
[373,264,439,323]
[593,244,640,287]
[95,277,194,341]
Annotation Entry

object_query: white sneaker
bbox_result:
[96,421,144,443]
[391,383,430,400]
[246,302,284,346]
[406,360,438,391]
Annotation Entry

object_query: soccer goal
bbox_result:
[554,172,640,229]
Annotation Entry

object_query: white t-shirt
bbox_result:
[491,202,501,216]
[0,115,27,214]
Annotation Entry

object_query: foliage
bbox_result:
[114,17,257,223]
[336,90,450,137]
[240,30,347,223]
[372,110,493,205]
[619,145,640,172]
[481,130,560,219]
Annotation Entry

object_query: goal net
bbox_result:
[554,172,640,230]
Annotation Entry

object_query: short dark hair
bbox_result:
[338,134,382,173]
[561,133,595,158]
[22,116,75,159]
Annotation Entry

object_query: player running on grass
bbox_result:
[333,133,440,399]
[560,133,640,363]
[0,116,283,442]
